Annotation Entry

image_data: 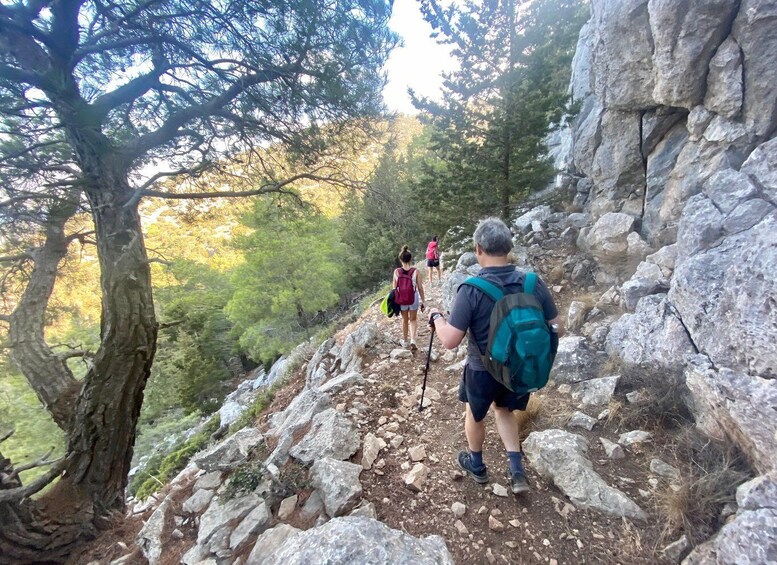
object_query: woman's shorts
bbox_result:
[400,291,420,311]
[427,259,440,267]
[458,364,530,422]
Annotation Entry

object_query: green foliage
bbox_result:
[341,119,432,289]
[224,461,268,501]
[144,260,239,419]
[414,0,589,229]
[227,197,346,364]
[0,373,65,484]
[130,415,220,501]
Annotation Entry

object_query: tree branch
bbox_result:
[0,459,66,503]
[91,58,168,121]
[122,64,296,162]
[140,172,326,201]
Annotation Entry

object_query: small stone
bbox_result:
[597,409,610,420]
[626,390,645,404]
[451,469,465,481]
[451,502,466,517]
[550,560,558,565]
[488,515,505,532]
[509,520,521,527]
[478,505,488,515]
[650,458,680,481]
[277,494,297,521]
[400,461,411,471]
[599,437,625,459]
[486,548,497,564]
[374,459,386,469]
[390,435,404,449]
[455,520,469,535]
[492,483,509,497]
[408,445,427,462]
[505,541,518,549]
[543,538,551,546]
[618,430,652,446]
[567,411,597,431]
[404,463,429,492]
[648,478,660,489]
[490,508,502,517]
[171,529,184,540]
[661,535,690,563]
[390,348,413,361]
[378,416,387,425]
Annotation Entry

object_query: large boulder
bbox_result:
[267,388,331,464]
[620,261,670,312]
[197,494,263,551]
[247,524,302,565]
[193,428,264,472]
[289,408,360,465]
[684,356,777,474]
[260,516,454,564]
[523,430,646,519]
[514,205,553,233]
[581,212,636,261]
[137,498,172,565]
[648,0,740,108]
[550,337,606,384]
[606,294,696,370]
[309,458,363,517]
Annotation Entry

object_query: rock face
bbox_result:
[524,430,646,519]
[551,337,605,384]
[260,516,454,564]
[684,356,777,474]
[683,473,777,564]
[605,294,696,370]
[671,143,777,378]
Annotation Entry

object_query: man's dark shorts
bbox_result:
[459,364,530,422]
[427,259,440,267]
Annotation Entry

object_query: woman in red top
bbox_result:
[425,236,441,285]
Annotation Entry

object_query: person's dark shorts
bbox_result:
[459,364,530,422]
[427,259,440,267]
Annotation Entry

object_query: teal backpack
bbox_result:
[461,272,555,395]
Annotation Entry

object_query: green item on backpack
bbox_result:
[460,272,554,394]
[380,294,390,316]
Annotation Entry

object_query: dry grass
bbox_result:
[600,354,626,377]
[515,395,542,442]
[610,363,693,432]
[656,427,751,545]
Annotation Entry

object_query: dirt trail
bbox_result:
[343,276,672,565]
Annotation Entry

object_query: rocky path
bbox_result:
[339,276,678,564]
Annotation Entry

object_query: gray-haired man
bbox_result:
[429,217,561,493]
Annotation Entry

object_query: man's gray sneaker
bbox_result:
[457,450,489,484]
[509,469,530,494]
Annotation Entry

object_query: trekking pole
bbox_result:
[419,326,436,412]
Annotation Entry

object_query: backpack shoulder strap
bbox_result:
[523,271,537,294]
[461,277,505,302]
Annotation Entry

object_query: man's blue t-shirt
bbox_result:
[447,265,559,371]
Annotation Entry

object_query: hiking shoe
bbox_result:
[509,469,530,494]
[457,450,489,484]
[399,339,407,348]
[410,340,418,351]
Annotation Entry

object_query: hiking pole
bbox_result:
[419,326,436,412]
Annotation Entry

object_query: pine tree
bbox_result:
[414,0,588,227]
